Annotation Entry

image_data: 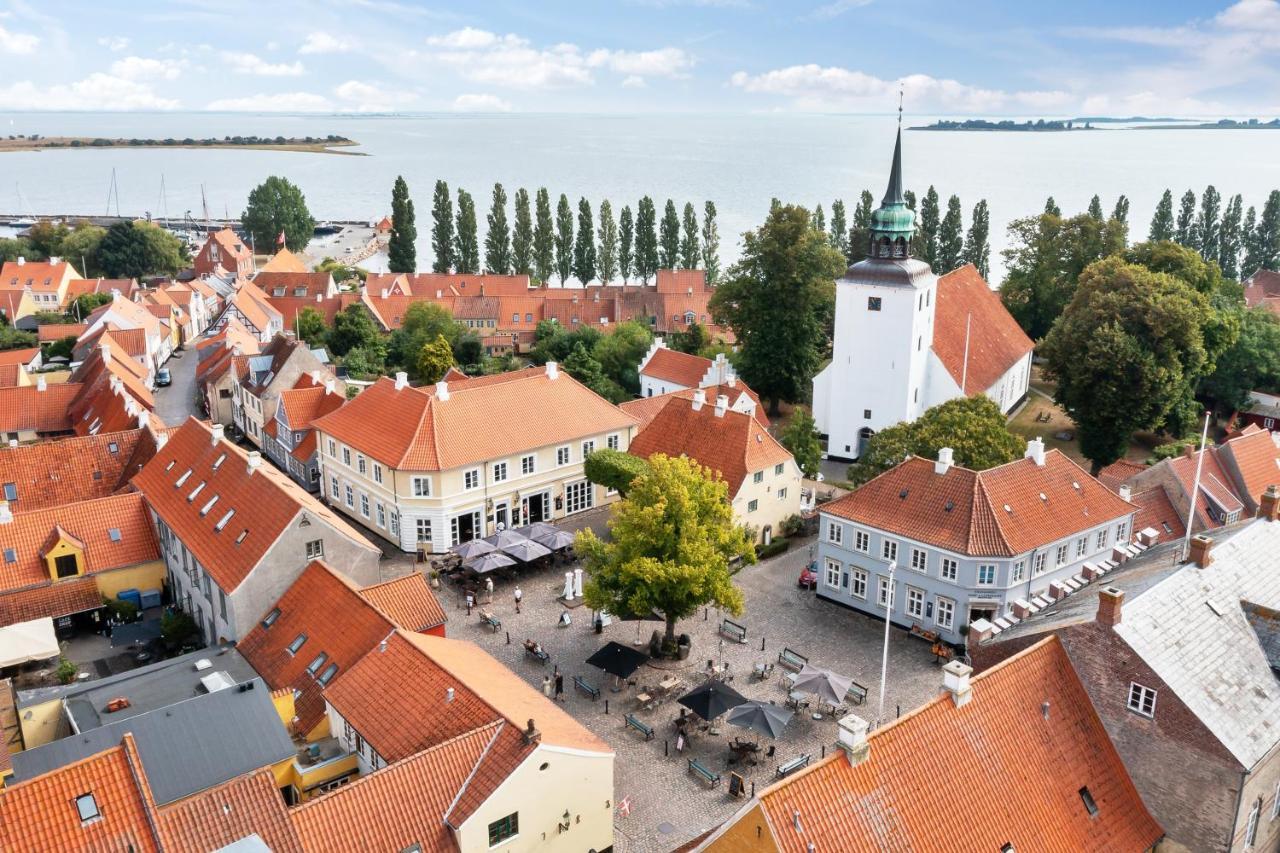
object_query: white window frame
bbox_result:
[850,568,867,599]
[935,596,955,630]
[373,464,383,485]
[344,485,354,508]
[877,575,895,608]
[977,564,996,586]
[854,530,869,553]
[747,499,758,513]
[881,539,898,563]
[412,476,431,498]
[1126,682,1157,718]
[1033,552,1047,576]
[464,469,480,490]
[376,502,386,527]
[827,522,843,546]
[1095,528,1107,550]
[342,447,351,466]
[357,455,367,475]
[360,493,370,518]
[556,445,571,466]
[1011,559,1026,583]
[906,586,924,619]
[416,518,432,543]
[940,558,958,582]
[492,461,508,483]
[1246,799,1260,848]
[582,439,595,458]
[1076,536,1088,558]
[521,454,536,476]
[1116,521,1129,543]
[305,539,324,559]
[607,433,620,451]
[909,548,927,573]
[824,557,841,588]
[1056,543,1069,566]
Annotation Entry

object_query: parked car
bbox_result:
[798,562,817,590]
[155,368,172,387]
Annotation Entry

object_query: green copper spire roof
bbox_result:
[881,126,905,206]
[868,126,916,259]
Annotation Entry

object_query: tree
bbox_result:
[484,183,511,275]
[388,301,463,375]
[1254,190,1280,272]
[597,200,619,285]
[512,188,533,276]
[341,346,382,379]
[58,222,106,277]
[554,194,574,285]
[659,199,680,270]
[1044,196,1061,216]
[1112,195,1130,228]
[453,188,479,274]
[917,186,941,266]
[327,303,384,364]
[904,190,917,211]
[533,188,555,285]
[679,202,699,270]
[635,196,659,284]
[242,176,314,252]
[592,320,653,396]
[709,203,844,414]
[0,326,36,351]
[1195,185,1222,262]
[829,199,849,264]
[97,220,186,278]
[294,306,328,347]
[573,197,596,285]
[1243,205,1262,275]
[1087,194,1105,221]
[619,205,635,284]
[936,195,964,272]
[1219,194,1244,280]
[701,201,720,284]
[387,175,417,273]
[1041,256,1217,471]
[848,190,874,264]
[846,396,1023,486]
[584,448,650,496]
[416,334,455,384]
[430,180,455,273]
[563,342,624,402]
[1149,189,1175,242]
[316,256,367,286]
[453,331,483,367]
[578,453,753,651]
[779,409,822,479]
[667,321,708,355]
[71,292,111,321]
[1175,189,1197,247]
[1199,307,1280,412]
[811,204,826,234]
[962,199,991,278]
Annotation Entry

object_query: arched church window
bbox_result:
[877,237,891,258]
[893,237,907,258]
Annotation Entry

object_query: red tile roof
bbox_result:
[1097,459,1145,492]
[1245,268,1280,307]
[0,575,103,624]
[359,573,447,632]
[655,268,709,294]
[640,346,712,387]
[0,383,80,434]
[932,264,1034,395]
[255,272,333,299]
[1166,448,1245,529]
[823,449,1135,557]
[258,247,309,274]
[38,322,87,342]
[713,637,1161,853]
[265,293,359,327]
[622,384,768,430]
[626,395,793,497]
[1130,485,1187,540]
[0,429,146,511]
[0,259,78,293]
[158,769,303,853]
[278,384,344,431]
[0,364,19,388]
[0,347,38,367]
[313,367,636,471]
[1218,424,1280,509]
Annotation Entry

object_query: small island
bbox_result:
[1137,118,1280,130]
[0,133,365,155]
[910,119,1097,132]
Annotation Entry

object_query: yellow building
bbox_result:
[0,257,81,329]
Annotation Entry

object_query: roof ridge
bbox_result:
[120,732,165,852]
[442,720,507,828]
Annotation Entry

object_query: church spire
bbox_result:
[867,94,916,261]
[882,125,906,207]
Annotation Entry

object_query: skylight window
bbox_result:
[214,508,235,531]
[235,529,248,544]
[287,633,307,655]
[188,482,205,502]
[318,663,339,685]
[212,453,226,471]
[2,483,15,501]
[175,469,192,488]
[1079,786,1098,817]
[306,652,328,675]
[107,528,121,542]
[75,793,100,823]
[200,495,219,517]
[1206,600,1226,617]
[165,461,175,471]
[108,442,118,453]
[261,608,281,629]
[3,548,14,563]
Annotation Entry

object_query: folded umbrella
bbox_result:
[586,641,649,679]
[451,539,495,560]
[501,539,552,563]
[791,664,854,707]
[533,529,576,550]
[726,700,793,740]
[464,551,517,574]
[678,680,748,722]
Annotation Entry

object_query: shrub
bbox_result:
[1151,437,1211,462]
[757,537,791,559]
[56,657,78,684]
[103,598,139,623]
[780,514,805,538]
[160,610,200,649]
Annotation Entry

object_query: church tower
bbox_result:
[811,126,939,460]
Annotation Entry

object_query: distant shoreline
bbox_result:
[910,119,1095,133]
[0,135,366,155]
[1136,120,1280,130]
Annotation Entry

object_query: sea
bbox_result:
[3,111,1280,283]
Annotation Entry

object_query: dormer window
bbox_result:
[75,793,100,823]
[261,608,281,629]
[317,662,339,685]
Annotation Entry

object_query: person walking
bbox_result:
[484,576,494,604]
[554,671,565,703]
[514,585,523,614]
[542,674,553,699]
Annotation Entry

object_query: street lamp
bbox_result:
[877,560,897,726]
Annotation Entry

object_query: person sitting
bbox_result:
[524,639,542,655]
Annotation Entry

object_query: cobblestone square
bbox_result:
[441,520,946,853]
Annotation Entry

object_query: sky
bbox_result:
[0,0,1278,116]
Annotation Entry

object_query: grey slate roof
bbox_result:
[11,677,293,804]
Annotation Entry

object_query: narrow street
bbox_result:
[152,344,201,427]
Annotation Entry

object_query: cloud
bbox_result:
[299,31,349,54]
[426,26,501,49]
[110,56,185,82]
[587,47,693,78]
[96,35,129,52]
[205,91,332,111]
[622,75,646,89]
[333,79,415,111]
[1216,0,1280,29]
[0,74,179,110]
[804,0,872,20]
[0,24,38,54]
[452,93,513,112]
[221,51,305,76]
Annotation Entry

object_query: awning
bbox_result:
[0,617,59,667]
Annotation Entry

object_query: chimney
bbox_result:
[445,687,454,703]
[246,451,262,474]
[15,256,23,266]
[523,718,541,745]
[232,343,243,357]
[110,287,121,298]
[1011,599,1032,620]
[1024,437,1046,466]
[49,255,61,266]
[137,411,150,431]
[968,618,993,645]
[394,371,408,390]
[714,394,728,417]
[941,660,973,708]
[934,447,954,475]
[1096,586,1124,627]
[324,377,335,396]
[1190,534,1214,568]
[0,500,11,524]
[156,431,168,449]
[100,342,111,363]
[381,288,389,298]
[36,374,46,392]
[436,289,443,298]
[211,424,225,444]
[546,361,559,380]
[315,293,322,303]
[435,380,450,401]
[1260,485,1280,521]
[835,713,870,766]
[7,439,15,448]
[1119,484,1132,503]
[691,389,706,412]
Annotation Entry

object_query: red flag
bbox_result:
[277,230,286,246]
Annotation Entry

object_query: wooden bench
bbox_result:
[931,641,954,664]
[688,757,721,788]
[573,675,600,701]
[523,643,549,665]
[846,681,869,706]
[908,624,939,643]
[624,714,654,741]
[776,753,811,778]
[479,611,501,632]
[777,647,808,672]
[719,618,747,644]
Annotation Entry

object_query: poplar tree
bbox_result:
[597,200,619,285]
[511,188,533,276]
[962,199,990,278]
[430,179,455,273]
[811,204,826,234]
[1087,194,1104,221]
[1149,190,1175,242]
[829,199,849,263]
[484,182,511,275]
[659,199,680,270]
[533,188,554,285]
[1044,196,1061,216]
[619,205,635,283]
[1219,194,1243,280]
[1195,186,1222,262]
[635,196,658,284]
[554,193,574,285]
[573,197,596,285]
[917,186,941,267]
[388,175,416,274]
[1111,195,1130,228]
[453,188,479,274]
[1175,189,1197,247]
[679,202,699,269]
[1256,191,1280,271]
[701,201,721,284]
[849,190,874,263]
[936,194,964,272]
[1242,205,1261,275]
[904,190,917,211]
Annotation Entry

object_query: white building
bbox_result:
[812,130,1033,459]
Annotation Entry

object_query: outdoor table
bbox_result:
[786,691,810,710]
[636,692,654,709]
[659,675,680,693]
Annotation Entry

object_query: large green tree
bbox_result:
[1199,307,1280,413]
[829,199,848,264]
[1175,189,1197,247]
[484,182,511,275]
[1087,194,1105,222]
[963,199,991,277]
[454,188,480,274]
[294,306,328,347]
[917,186,941,266]
[701,201,720,284]
[554,194,574,285]
[848,190,874,264]
[1112,195,1130,228]
[97,220,187,278]
[573,197,597,285]
[1149,190,1175,242]
[592,320,653,396]
[709,203,844,415]
[779,409,822,479]
[1195,185,1222,263]
[416,333,456,384]
[387,301,465,378]
[578,453,753,650]
[659,199,680,270]
[584,448,650,496]
[242,176,314,252]
[430,180,455,273]
[563,341,624,402]
[1242,205,1261,275]
[511,188,533,276]
[635,196,659,284]
[388,175,417,273]
[597,200,619,285]
[679,202,699,269]
[1219,194,1243,280]
[936,194,964,273]
[328,304,385,366]
[619,205,635,284]
[1253,190,1280,272]
[533,188,555,285]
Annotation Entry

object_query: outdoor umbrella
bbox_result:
[678,680,748,722]
[726,700,793,740]
[501,539,551,563]
[586,641,649,679]
[484,529,531,549]
[791,664,854,707]
[533,529,576,550]
[516,521,559,540]
[464,551,517,574]
[451,539,495,560]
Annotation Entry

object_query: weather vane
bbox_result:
[898,87,904,126]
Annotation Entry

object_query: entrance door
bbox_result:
[857,427,875,458]
[451,510,480,545]
[523,492,548,524]
[492,502,510,532]
[968,604,997,625]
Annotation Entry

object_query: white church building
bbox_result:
[812,129,1034,460]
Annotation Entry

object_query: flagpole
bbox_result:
[960,312,971,394]
[1181,412,1212,561]
[877,561,896,726]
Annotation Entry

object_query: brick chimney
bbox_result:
[247,451,262,475]
[942,660,973,708]
[211,423,225,445]
[714,394,728,418]
[394,371,409,391]
[435,380,450,401]
[934,447,954,475]
[835,713,870,766]
[1190,534,1213,568]
[1024,437,1046,466]
[691,389,706,412]
[1096,586,1124,627]
[1260,485,1280,521]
